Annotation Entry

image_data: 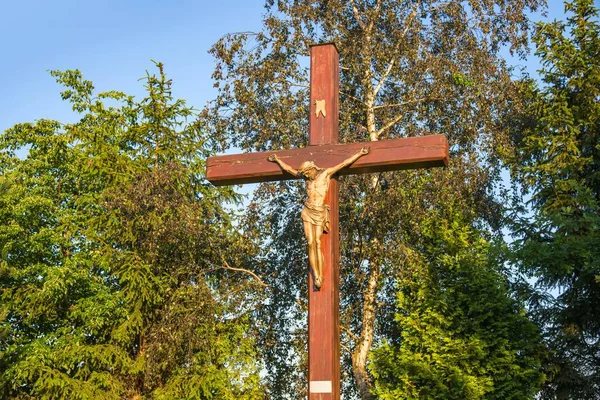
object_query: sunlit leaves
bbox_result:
[0,65,263,399]
[506,1,600,397]
[371,204,545,399]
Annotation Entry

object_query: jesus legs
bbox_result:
[303,221,324,289]
[313,228,324,288]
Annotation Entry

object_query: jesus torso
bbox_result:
[305,171,330,208]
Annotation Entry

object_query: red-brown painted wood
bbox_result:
[205,43,450,400]
[308,43,340,400]
[206,134,449,186]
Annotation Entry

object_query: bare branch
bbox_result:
[349,0,366,30]
[401,0,422,38]
[374,58,437,137]
[228,31,261,36]
[289,83,310,89]
[376,112,406,137]
[221,256,268,287]
[340,91,365,105]
[375,0,382,14]
[373,55,397,98]
[340,342,353,356]
[366,0,382,33]
[341,323,360,342]
[373,0,422,98]
[218,257,309,311]
[372,95,444,110]
[373,9,465,139]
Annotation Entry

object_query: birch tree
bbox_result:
[205,1,546,398]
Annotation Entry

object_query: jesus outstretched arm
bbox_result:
[325,147,370,177]
[268,154,300,178]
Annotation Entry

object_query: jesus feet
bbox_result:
[314,276,323,290]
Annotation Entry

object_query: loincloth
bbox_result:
[301,202,330,233]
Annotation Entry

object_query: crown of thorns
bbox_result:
[298,161,318,173]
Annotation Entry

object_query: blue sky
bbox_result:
[0,1,590,135]
[0,0,264,131]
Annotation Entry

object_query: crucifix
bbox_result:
[207,43,449,399]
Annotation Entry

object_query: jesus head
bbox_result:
[298,161,321,179]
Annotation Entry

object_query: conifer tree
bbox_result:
[0,65,264,399]
[507,1,600,397]
[370,196,545,399]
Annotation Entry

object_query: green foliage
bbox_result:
[370,201,545,399]
[0,65,264,399]
[506,0,600,397]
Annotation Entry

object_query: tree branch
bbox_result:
[340,341,353,356]
[401,0,422,38]
[373,54,397,99]
[221,256,269,287]
[372,95,444,110]
[374,60,437,137]
[376,113,406,138]
[349,0,366,30]
[368,0,382,33]
[340,91,365,105]
[341,323,360,342]
[373,0,422,99]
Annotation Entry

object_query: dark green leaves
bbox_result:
[507,1,600,397]
[0,65,263,399]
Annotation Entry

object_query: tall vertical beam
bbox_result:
[308,43,340,400]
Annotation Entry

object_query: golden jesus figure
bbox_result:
[268,147,369,289]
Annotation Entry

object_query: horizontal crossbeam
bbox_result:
[206,134,449,186]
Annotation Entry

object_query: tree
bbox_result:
[0,65,264,399]
[506,0,600,397]
[205,0,546,398]
[370,197,545,399]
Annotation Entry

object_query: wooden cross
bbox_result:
[207,43,449,399]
